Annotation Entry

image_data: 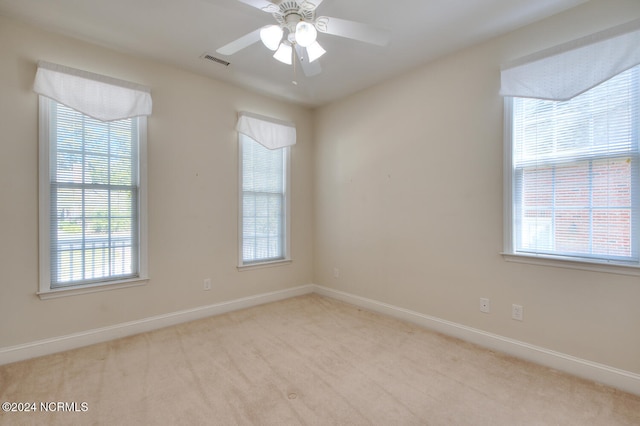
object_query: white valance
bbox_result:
[236,111,296,150]
[33,61,152,122]
[500,18,640,101]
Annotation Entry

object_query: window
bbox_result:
[41,99,147,290]
[239,134,290,266]
[507,66,639,265]
[36,62,151,296]
[235,111,295,268]
[501,20,640,273]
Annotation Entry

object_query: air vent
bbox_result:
[200,54,230,67]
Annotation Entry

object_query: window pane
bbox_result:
[50,101,139,287]
[241,135,287,264]
[592,158,632,207]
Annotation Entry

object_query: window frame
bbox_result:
[502,92,640,276]
[237,133,291,270]
[38,96,149,299]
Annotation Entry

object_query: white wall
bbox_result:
[314,0,640,375]
[0,15,314,348]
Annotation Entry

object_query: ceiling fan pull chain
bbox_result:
[292,44,298,85]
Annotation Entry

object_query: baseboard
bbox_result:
[0,284,315,366]
[312,284,640,397]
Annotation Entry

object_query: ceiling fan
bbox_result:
[216,0,391,78]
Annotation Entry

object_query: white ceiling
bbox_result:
[0,0,587,107]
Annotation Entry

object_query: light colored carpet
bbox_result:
[1,294,639,425]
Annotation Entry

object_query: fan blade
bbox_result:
[315,16,390,46]
[294,45,322,77]
[298,0,324,11]
[236,0,279,13]
[216,28,262,56]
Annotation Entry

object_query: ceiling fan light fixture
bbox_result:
[295,21,317,48]
[273,42,293,65]
[260,25,283,51]
[306,41,326,63]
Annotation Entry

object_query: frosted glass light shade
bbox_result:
[273,43,293,65]
[306,41,326,63]
[260,25,284,51]
[295,21,317,47]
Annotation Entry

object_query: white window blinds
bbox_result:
[34,61,152,121]
[500,18,640,101]
[511,64,640,263]
[240,134,288,264]
[46,101,142,287]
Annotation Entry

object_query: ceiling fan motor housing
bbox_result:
[273,1,315,34]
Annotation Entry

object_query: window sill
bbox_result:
[237,259,292,272]
[37,277,149,300]
[501,252,640,276]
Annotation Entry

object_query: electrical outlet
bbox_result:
[512,304,523,321]
[333,267,340,278]
[203,278,212,291]
[480,298,490,313]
